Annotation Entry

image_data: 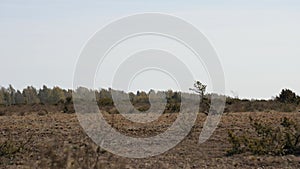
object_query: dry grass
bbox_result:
[0,111,300,168]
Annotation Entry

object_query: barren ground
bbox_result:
[1,111,300,169]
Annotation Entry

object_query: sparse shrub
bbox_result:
[137,105,150,112]
[98,98,114,106]
[0,111,5,116]
[0,140,20,157]
[165,103,180,113]
[36,141,122,169]
[227,130,243,155]
[0,135,32,157]
[227,116,300,156]
[279,103,297,112]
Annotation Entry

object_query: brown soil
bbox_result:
[1,110,300,168]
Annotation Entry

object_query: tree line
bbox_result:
[0,85,70,106]
[0,85,183,106]
[0,84,299,113]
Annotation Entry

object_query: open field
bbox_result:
[1,110,300,169]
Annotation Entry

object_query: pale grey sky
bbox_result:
[0,0,299,99]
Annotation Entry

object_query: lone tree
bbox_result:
[190,81,209,115]
[276,89,299,104]
[189,81,207,100]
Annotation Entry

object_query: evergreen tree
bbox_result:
[276,89,298,104]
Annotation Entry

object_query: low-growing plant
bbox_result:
[227,130,243,155]
[0,140,20,157]
[98,98,114,106]
[165,103,180,113]
[227,116,300,156]
[0,134,32,157]
[137,105,150,112]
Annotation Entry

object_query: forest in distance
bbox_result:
[0,84,299,114]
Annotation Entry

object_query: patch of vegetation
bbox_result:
[165,103,180,113]
[0,141,21,157]
[0,135,32,157]
[98,98,114,107]
[227,116,300,156]
[137,105,150,112]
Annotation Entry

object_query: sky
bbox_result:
[0,0,299,99]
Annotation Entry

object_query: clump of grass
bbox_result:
[227,116,300,156]
[0,134,32,157]
[35,140,119,169]
[0,140,20,156]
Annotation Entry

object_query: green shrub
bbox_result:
[227,130,243,155]
[0,135,32,157]
[0,140,20,157]
[98,98,114,106]
[137,105,150,112]
[227,117,300,156]
[164,103,180,113]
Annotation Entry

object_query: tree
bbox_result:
[22,86,40,104]
[190,81,209,114]
[50,86,66,104]
[0,86,12,106]
[0,87,6,105]
[65,89,73,103]
[166,90,173,101]
[189,81,207,99]
[276,89,298,104]
[38,85,51,104]
[0,85,16,106]
[128,92,135,102]
[99,89,112,99]
[8,85,16,105]
[135,91,148,103]
[14,90,25,104]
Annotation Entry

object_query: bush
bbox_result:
[227,116,300,156]
[276,89,298,104]
[137,105,150,112]
[98,98,114,106]
[279,103,297,112]
[164,103,180,113]
[0,135,32,157]
[0,140,20,157]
